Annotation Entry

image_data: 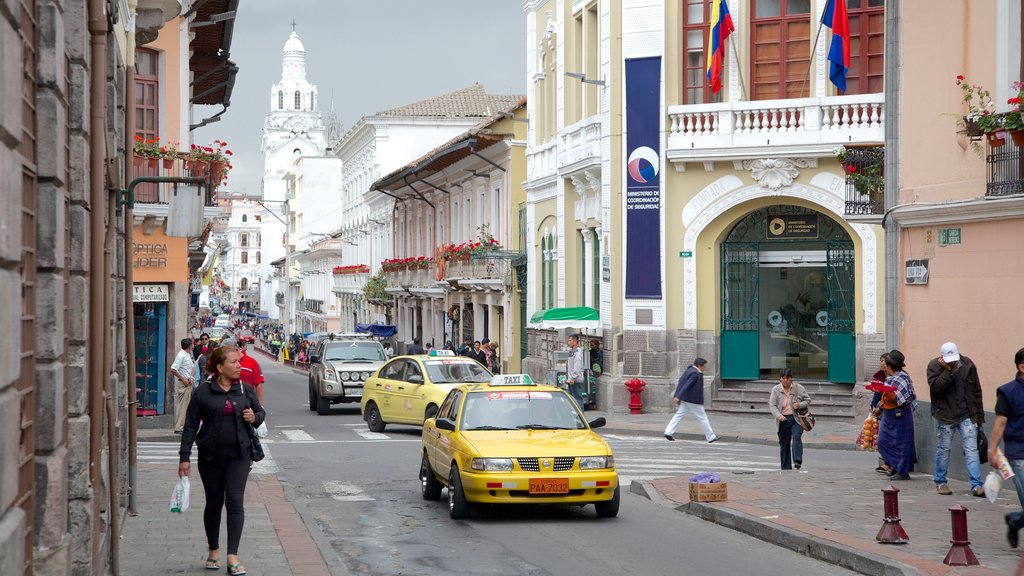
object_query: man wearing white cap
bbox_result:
[926,342,985,496]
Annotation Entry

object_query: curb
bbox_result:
[630,480,916,576]
[602,426,861,451]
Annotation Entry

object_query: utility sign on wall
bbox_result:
[905,259,929,285]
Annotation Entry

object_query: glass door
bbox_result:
[759,251,829,380]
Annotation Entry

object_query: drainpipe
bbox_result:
[87,0,107,570]
[103,186,120,571]
[125,40,139,517]
[884,0,901,350]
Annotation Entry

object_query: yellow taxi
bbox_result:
[360,349,492,432]
[419,373,619,519]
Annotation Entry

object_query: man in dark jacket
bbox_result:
[989,347,1024,548]
[926,342,985,497]
[663,358,721,443]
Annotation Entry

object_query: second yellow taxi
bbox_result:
[420,374,619,519]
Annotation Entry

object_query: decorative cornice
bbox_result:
[889,195,1024,227]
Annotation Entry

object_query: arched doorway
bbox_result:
[720,205,855,383]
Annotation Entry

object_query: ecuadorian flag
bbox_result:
[822,0,850,92]
[705,0,735,94]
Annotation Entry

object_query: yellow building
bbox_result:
[523,0,886,415]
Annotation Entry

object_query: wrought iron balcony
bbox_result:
[442,250,525,291]
[275,292,284,306]
[303,299,324,314]
[841,145,885,217]
[987,138,1024,197]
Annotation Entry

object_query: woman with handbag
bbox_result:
[178,344,265,575]
[769,368,811,470]
[876,349,918,481]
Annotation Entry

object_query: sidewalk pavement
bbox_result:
[596,408,1021,576]
[120,459,332,576]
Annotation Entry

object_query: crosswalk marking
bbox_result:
[604,435,777,485]
[137,441,278,474]
[282,429,316,442]
[355,430,390,441]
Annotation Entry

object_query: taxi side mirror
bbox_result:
[435,419,455,432]
[309,355,320,364]
[407,374,424,385]
[588,417,606,429]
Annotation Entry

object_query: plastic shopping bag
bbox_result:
[857,415,879,451]
[169,476,190,513]
[256,420,268,439]
[985,470,1002,504]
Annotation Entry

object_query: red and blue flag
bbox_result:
[705,0,734,94]
[822,0,850,92]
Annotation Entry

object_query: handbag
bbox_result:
[978,426,989,465]
[242,385,265,462]
[795,407,816,432]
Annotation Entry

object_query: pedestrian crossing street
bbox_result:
[138,426,778,484]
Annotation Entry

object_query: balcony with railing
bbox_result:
[131,155,221,206]
[331,269,370,295]
[442,250,524,291]
[303,299,324,315]
[839,145,885,219]
[987,138,1024,197]
[666,94,884,167]
[557,115,601,173]
[525,138,558,183]
[275,292,284,307]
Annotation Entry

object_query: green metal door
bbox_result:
[721,243,760,379]
[826,242,855,383]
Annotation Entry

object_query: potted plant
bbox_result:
[188,140,233,188]
[160,141,179,170]
[977,112,1006,147]
[133,135,162,170]
[955,75,993,137]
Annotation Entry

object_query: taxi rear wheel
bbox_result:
[420,453,443,501]
[448,466,471,519]
[594,485,620,518]
[365,402,386,432]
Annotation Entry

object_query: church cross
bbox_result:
[291,19,297,32]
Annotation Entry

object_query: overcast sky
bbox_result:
[192,1,527,197]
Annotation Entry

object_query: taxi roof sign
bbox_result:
[490,374,534,386]
[428,349,455,357]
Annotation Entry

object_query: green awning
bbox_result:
[529,306,599,330]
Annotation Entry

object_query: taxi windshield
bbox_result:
[323,342,385,362]
[460,391,586,431]
[424,361,492,384]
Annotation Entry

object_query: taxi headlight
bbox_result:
[340,371,351,381]
[579,456,614,469]
[470,458,513,472]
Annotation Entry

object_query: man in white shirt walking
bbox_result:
[566,335,587,411]
[170,338,195,434]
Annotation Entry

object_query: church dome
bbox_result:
[283,31,304,54]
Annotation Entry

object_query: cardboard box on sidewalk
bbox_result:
[688,481,728,502]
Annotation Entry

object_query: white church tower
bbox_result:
[258,28,327,319]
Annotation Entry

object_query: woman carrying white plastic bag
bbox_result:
[169,476,190,513]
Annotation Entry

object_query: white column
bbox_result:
[581,227,594,308]
[473,295,485,341]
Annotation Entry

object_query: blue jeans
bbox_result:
[569,378,586,411]
[1007,459,1024,530]
[934,417,982,489]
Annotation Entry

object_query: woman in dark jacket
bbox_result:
[178,344,265,575]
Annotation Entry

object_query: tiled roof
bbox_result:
[376,83,523,118]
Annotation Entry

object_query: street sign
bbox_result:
[678,251,692,257]
[904,259,929,285]
[939,227,961,246]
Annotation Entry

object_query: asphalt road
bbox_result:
[257,358,861,576]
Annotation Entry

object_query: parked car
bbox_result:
[214,314,231,328]
[419,374,618,519]
[206,327,229,342]
[308,337,388,415]
[360,350,492,432]
[237,330,255,344]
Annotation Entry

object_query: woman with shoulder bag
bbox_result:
[178,344,265,575]
[876,349,918,481]
[768,368,811,470]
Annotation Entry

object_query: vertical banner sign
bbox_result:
[625,57,663,298]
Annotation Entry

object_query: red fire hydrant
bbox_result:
[625,378,646,414]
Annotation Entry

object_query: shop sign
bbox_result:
[767,214,818,239]
[602,255,610,282]
[133,284,169,302]
[904,259,929,285]
[939,227,961,246]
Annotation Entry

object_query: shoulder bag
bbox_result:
[241,384,265,462]
[792,387,815,432]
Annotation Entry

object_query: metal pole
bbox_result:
[284,199,292,338]
[125,47,139,517]
[884,0,901,351]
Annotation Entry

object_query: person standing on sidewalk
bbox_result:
[664,358,721,443]
[178,344,265,576]
[877,350,917,481]
[171,338,195,434]
[989,346,1024,548]
[926,342,986,497]
[769,368,810,470]
[565,334,587,411]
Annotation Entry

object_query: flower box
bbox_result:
[688,482,729,503]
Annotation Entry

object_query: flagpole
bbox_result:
[801,13,829,98]
[727,34,748,101]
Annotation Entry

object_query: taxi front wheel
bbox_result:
[365,402,386,433]
[448,466,471,519]
[594,485,620,518]
[420,454,443,501]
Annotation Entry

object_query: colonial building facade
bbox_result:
[522,0,886,413]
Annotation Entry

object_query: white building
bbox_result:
[331,84,522,333]
[219,199,262,312]
[259,30,331,321]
